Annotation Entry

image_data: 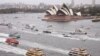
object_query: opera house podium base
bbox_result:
[42,15,94,22]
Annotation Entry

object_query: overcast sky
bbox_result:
[0,0,100,5]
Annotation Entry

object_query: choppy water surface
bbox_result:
[0,13,100,56]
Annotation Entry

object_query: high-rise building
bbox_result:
[70,0,74,8]
[92,0,95,7]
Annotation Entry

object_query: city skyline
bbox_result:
[0,0,100,5]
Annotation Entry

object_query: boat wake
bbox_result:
[0,43,27,55]
[12,27,100,41]
[49,34,100,41]
[20,40,69,55]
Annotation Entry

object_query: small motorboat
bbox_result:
[68,48,91,56]
[26,48,44,56]
[70,28,87,35]
[43,30,51,33]
[92,18,100,22]
[6,38,19,46]
[62,34,71,37]
[9,32,21,39]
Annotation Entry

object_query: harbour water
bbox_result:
[0,13,100,56]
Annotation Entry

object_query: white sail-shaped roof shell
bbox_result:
[62,4,70,13]
[46,10,55,15]
[69,9,74,15]
[46,5,58,15]
[62,7,71,15]
[76,12,82,16]
[46,3,77,16]
[53,5,58,12]
[59,9,69,15]
[50,8,56,15]
[61,4,73,16]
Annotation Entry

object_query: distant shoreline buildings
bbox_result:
[0,1,99,16]
[0,0,97,10]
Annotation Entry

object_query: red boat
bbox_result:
[5,38,19,46]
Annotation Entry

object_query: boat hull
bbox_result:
[92,19,100,22]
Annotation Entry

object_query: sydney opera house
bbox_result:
[43,4,94,22]
[46,3,81,16]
